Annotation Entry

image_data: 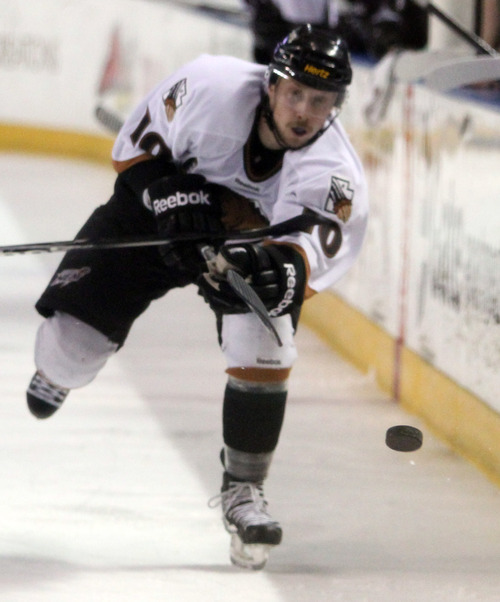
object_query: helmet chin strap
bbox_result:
[261,96,334,152]
[261,96,291,150]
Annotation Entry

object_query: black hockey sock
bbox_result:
[222,382,287,455]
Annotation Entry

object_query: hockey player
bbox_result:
[26,25,368,569]
[241,0,340,64]
[242,0,428,64]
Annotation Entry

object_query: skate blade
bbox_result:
[229,533,272,570]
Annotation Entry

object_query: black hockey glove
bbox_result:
[144,173,225,277]
[197,242,307,317]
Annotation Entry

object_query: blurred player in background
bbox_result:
[26,25,368,569]
[241,0,340,63]
[242,0,428,63]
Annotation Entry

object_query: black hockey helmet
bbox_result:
[268,24,352,98]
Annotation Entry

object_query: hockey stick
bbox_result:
[363,47,475,124]
[161,0,248,27]
[0,213,330,256]
[403,1,500,92]
[198,242,284,347]
[424,54,500,91]
[227,269,283,347]
[412,0,496,56]
[95,105,125,134]
[391,48,500,91]
[393,48,474,82]
[366,3,499,120]
[198,244,282,347]
[2,214,327,346]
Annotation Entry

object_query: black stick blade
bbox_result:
[226,270,283,347]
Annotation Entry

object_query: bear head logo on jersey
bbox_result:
[162,78,187,122]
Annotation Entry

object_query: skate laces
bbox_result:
[27,371,68,408]
[209,480,276,527]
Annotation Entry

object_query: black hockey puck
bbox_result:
[385,425,423,452]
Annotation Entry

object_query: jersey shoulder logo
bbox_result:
[162,78,187,122]
[325,176,354,223]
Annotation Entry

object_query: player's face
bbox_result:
[267,77,338,148]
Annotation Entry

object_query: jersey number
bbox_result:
[130,108,172,159]
[318,222,343,258]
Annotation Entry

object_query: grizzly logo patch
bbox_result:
[162,78,187,122]
[325,176,354,223]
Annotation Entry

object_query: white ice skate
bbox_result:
[210,472,282,570]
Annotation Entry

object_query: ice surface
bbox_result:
[1,153,500,601]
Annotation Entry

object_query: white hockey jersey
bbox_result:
[112,54,368,293]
